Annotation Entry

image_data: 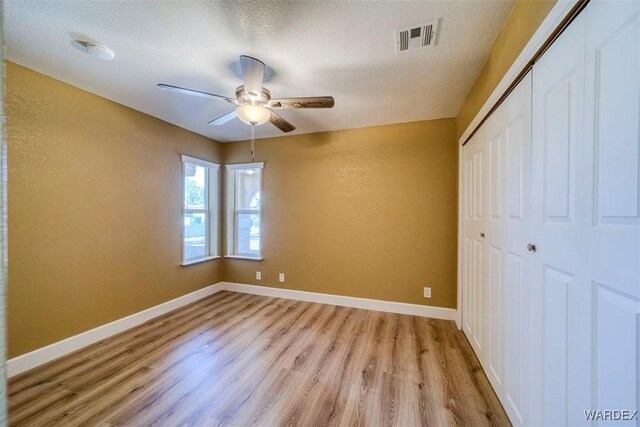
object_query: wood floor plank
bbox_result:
[108,299,306,426]
[170,303,324,425]
[41,295,272,425]
[8,291,248,397]
[9,292,510,426]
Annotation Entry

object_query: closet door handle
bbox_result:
[480,233,485,238]
[527,243,537,252]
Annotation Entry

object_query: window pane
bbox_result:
[184,163,207,210]
[236,213,260,255]
[184,213,207,260]
[236,168,261,211]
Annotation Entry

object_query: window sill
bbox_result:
[224,255,263,261]
[181,256,221,267]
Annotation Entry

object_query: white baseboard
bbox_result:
[8,281,456,377]
[7,282,224,378]
[221,282,457,321]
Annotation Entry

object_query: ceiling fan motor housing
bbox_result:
[235,85,271,105]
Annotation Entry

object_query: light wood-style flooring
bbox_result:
[9,291,510,426]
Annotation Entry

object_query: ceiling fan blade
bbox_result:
[270,111,296,133]
[157,84,235,103]
[208,110,238,126]
[240,55,265,99]
[267,96,335,109]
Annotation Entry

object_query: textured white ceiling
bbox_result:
[4,0,513,142]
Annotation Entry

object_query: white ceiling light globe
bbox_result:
[236,104,270,126]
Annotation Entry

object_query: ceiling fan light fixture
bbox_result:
[236,104,270,126]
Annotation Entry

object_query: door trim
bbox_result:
[458,0,581,147]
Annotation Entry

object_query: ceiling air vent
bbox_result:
[395,19,440,53]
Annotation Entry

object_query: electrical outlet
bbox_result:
[256,271,261,280]
[279,273,285,283]
[423,287,432,298]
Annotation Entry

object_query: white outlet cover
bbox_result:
[256,271,261,280]
[423,287,432,298]
[279,273,285,283]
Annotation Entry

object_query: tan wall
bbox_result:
[6,62,223,358]
[456,0,556,138]
[223,119,458,308]
[6,0,557,357]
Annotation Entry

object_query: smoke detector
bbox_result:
[395,19,441,53]
[71,40,115,60]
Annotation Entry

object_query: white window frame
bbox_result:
[225,162,264,261]
[181,155,220,266]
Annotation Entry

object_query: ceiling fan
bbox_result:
[158,55,335,133]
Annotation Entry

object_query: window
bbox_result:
[181,155,219,265]
[225,162,263,260]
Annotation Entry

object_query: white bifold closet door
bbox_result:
[528,9,590,427]
[484,71,533,426]
[462,0,639,425]
[582,0,640,421]
[463,72,533,426]
[529,1,640,424]
[462,125,484,359]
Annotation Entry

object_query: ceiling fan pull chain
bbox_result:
[251,125,255,162]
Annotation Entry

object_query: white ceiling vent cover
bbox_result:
[395,19,440,53]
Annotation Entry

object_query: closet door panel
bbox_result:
[465,159,473,221]
[506,118,525,221]
[463,236,473,333]
[463,153,474,338]
[541,266,574,423]
[474,151,484,221]
[586,0,640,299]
[463,154,475,337]
[473,148,485,353]
[487,244,503,388]
[486,116,506,392]
[584,0,640,420]
[544,82,573,221]
[462,130,488,358]
[500,72,533,427]
[469,73,532,423]
[472,237,483,351]
[504,251,525,424]
[490,135,503,221]
[482,111,504,394]
[531,11,588,426]
[593,285,640,420]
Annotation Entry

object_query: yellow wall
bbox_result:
[6,62,223,358]
[456,0,556,138]
[223,119,458,308]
